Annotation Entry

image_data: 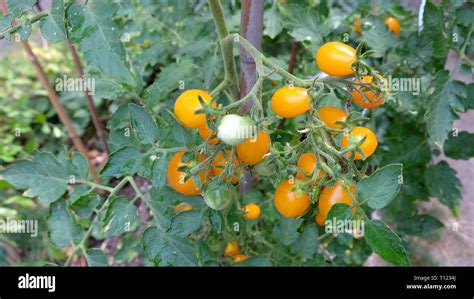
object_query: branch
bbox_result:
[208,0,239,101]
[0,11,48,40]
[66,40,110,155]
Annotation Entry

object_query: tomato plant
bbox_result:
[0,0,472,268]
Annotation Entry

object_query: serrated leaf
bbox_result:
[326,203,352,223]
[39,0,66,43]
[291,224,318,259]
[142,59,195,106]
[444,131,474,160]
[142,227,197,266]
[263,6,282,39]
[71,193,101,218]
[128,103,158,145]
[151,153,169,190]
[168,210,203,237]
[425,71,463,147]
[3,152,69,204]
[7,0,36,17]
[147,187,178,229]
[103,196,138,237]
[85,248,108,266]
[71,152,89,180]
[47,200,84,248]
[424,161,462,217]
[364,220,409,266]
[66,2,135,87]
[362,16,397,58]
[357,164,403,209]
[273,217,303,246]
[100,146,141,178]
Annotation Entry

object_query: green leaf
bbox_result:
[235,256,272,267]
[39,0,66,43]
[47,200,84,248]
[424,161,462,217]
[362,16,397,58]
[66,2,136,87]
[70,193,101,218]
[151,153,169,190]
[444,131,474,160]
[7,0,36,18]
[397,214,444,236]
[142,227,197,266]
[17,19,31,40]
[326,203,353,222]
[263,6,282,39]
[100,146,141,178]
[209,209,224,233]
[456,4,474,27]
[168,210,203,237]
[142,59,196,107]
[364,220,409,266]
[103,196,138,237]
[425,71,463,147]
[3,152,69,204]
[147,187,177,229]
[84,248,108,266]
[0,14,13,32]
[272,217,303,246]
[71,152,89,180]
[291,224,318,259]
[128,103,159,145]
[356,164,403,209]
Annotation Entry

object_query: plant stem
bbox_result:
[0,11,48,40]
[64,177,129,266]
[208,0,239,101]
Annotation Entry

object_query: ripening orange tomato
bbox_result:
[296,153,323,181]
[236,131,271,166]
[243,203,261,220]
[198,123,218,145]
[353,18,362,33]
[316,42,357,77]
[318,181,356,219]
[174,89,216,128]
[174,203,193,214]
[317,106,348,130]
[211,150,239,183]
[274,180,311,218]
[341,126,378,160]
[224,241,239,257]
[233,253,248,263]
[384,16,400,35]
[271,86,310,118]
[352,76,384,109]
[167,151,206,195]
[315,212,325,226]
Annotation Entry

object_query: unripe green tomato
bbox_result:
[203,183,238,210]
[217,114,255,146]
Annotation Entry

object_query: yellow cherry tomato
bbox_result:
[244,203,261,220]
[236,131,271,166]
[174,89,215,128]
[352,76,384,109]
[274,180,311,218]
[224,241,239,257]
[341,126,378,160]
[317,106,348,130]
[316,42,357,77]
[318,181,356,219]
[198,123,219,145]
[271,86,310,118]
[167,151,206,195]
[233,253,248,264]
[384,16,400,35]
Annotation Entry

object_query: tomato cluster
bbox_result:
[167,37,385,261]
